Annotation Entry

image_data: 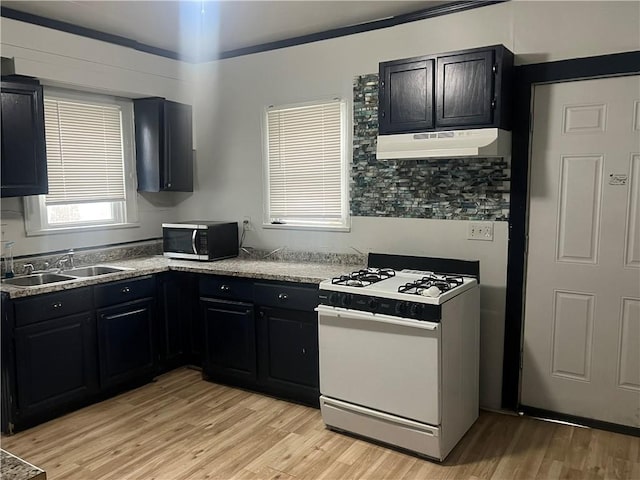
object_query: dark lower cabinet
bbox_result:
[257,307,319,406]
[199,278,320,407]
[2,272,321,433]
[201,297,256,385]
[254,281,320,407]
[2,287,97,432]
[14,312,98,420]
[157,272,193,371]
[97,297,155,389]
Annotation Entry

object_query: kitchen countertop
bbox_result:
[1,255,364,299]
[0,449,46,480]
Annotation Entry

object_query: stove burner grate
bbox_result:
[331,267,396,287]
[398,274,464,296]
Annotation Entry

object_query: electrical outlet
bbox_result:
[468,221,494,241]
[243,216,253,231]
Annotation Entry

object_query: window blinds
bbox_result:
[43,97,126,205]
[267,101,344,223]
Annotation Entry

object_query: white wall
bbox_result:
[179,1,639,409]
[0,17,196,256]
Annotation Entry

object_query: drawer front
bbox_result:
[199,275,253,302]
[94,276,156,308]
[254,282,319,311]
[15,288,92,327]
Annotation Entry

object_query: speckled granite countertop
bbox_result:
[0,449,46,480]
[1,255,365,299]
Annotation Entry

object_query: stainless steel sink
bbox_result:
[64,265,131,277]
[2,273,77,287]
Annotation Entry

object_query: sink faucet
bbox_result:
[51,249,75,271]
[23,263,35,275]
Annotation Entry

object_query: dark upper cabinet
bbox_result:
[378,59,434,134]
[133,97,193,192]
[378,45,513,134]
[436,49,495,128]
[0,77,48,197]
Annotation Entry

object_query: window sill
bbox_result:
[262,222,351,233]
[26,221,141,237]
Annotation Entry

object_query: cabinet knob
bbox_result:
[167,183,172,188]
[220,285,230,292]
[278,293,288,301]
[492,63,498,74]
[52,302,62,309]
[491,98,496,110]
[381,111,386,118]
[302,347,306,355]
[121,287,131,293]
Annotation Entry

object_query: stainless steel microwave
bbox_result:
[162,221,238,261]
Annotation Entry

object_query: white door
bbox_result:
[522,75,640,428]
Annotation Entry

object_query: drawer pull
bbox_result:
[278,293,288,301]
[52,302,63,309]
[121,287,131,293]
[220,285,230,292]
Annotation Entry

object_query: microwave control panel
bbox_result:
[197,233,209,254]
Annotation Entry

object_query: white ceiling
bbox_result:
[2,0,456,60]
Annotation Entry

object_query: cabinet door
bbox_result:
[158,273,192,371]
[0,79,48,197]
[379,58,434,134]
[164,101,193,192]
[134,98,193,192]
[201,298,256,384]
[436,49,495,128]
[14,312,97,419]
[97,298,155,389]
[257,307,319,405]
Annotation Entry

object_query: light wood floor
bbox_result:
[2,367,639,480]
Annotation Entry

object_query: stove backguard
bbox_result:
[367,253,480,283]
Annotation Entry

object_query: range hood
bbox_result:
[376,128,511,160]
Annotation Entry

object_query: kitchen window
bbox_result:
[25,88,138,235]
[263,99,349,231]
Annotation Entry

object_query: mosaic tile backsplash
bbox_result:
[351,74,510,221]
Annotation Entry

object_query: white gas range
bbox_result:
[316,253,480,461]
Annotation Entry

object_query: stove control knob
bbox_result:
[410,303,424,318]
[395,301,408,316]
[367,298,379,310]
[341,293,353,307]
[328,292,340,305]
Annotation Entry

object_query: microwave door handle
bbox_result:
[191,229,198,255]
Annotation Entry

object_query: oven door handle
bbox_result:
[315,305,439,331]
